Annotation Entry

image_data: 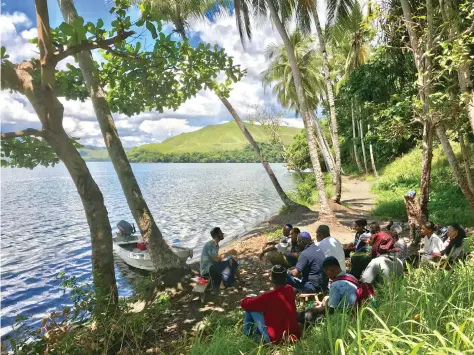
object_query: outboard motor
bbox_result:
[117,220,136,239]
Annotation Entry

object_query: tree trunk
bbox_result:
[359,119,369,173]
[368,124,379,178]
[312,5,342,203]
[220,96,296,207]
[459,133,474,193]
[352,99,363,172]
[401,0,435,222]
[57,0,186,280]
[436,125,474,207]
[419,121,434,221]
[28,0,118,309]
[312,113,336,183]
[267,0,332,215]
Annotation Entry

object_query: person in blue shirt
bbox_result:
[287,232,327,293]
[297,256,358,323]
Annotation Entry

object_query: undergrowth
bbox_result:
[289,173,334,208]
[371,144,474,226]
[177,261,474,354]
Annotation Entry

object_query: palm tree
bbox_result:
[330,2,371,173]
[261,31,337,182]
[136,0,297,208]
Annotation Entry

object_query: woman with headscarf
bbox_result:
[441,223,467,263]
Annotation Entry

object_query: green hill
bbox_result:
[79,146,110,161]
[131,121,302,154]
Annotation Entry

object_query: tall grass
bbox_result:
[371,144,474,226]
[177,262,474,354]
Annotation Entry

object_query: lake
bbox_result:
[0,162,296,337]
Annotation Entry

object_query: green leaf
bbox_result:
[1,46,6,59]
[146,21,158,39]
[59,22,75,37]
[97,18,104,29]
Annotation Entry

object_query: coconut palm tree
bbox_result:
[261,31,337,181]
[135,0,297,208]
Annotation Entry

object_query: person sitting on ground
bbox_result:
[370,222,396,258]
[360,252,404,286]
[344,219,368,257]
[200,227,241,289]
[259,227,301,267]
[297,256,358,323]
[287,232,328,293]
[390,224,408,263]
[419,221,444,262]
[441,223,467,263]
[316,225,346,272]
[240,265,301,344]
[262,224,292,249]
[349,232,373,279]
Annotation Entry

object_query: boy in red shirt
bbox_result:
[240,265,301,344]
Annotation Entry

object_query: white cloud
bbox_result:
[282,118,305,128]
[1,10,302,148]
[139,118,202,142]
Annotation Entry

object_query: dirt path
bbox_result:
[297,176,377,244]
[137,177,381,352]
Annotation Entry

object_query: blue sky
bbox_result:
[1,0,305,147]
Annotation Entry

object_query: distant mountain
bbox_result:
[78,121,302,162]
[130,121,302,154]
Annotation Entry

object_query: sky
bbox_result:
[0,0,329,147]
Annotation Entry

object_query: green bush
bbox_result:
[372,144,474,227]
[290,173,334,207]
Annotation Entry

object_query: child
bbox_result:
[240,265,301,344]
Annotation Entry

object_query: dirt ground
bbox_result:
[133,177,388,352]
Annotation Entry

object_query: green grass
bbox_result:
[289,173,334,208]
[177,262,474,354]
[371,144,474,227]
[130,121,302,154]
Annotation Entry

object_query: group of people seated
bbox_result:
[199,219,468,345]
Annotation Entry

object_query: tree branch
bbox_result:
[1,62,28,94]
[1,128,44,140]
[52,31,135,64]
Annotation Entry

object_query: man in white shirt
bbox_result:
[360,253,404,285]
[315,225,346,272]
[420,221,443,262]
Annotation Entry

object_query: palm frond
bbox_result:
[327,0,356,25]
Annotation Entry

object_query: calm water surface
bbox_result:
[0,162,296,337]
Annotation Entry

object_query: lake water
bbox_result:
[0,162,296,337]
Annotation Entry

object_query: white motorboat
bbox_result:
[113,220,193,271]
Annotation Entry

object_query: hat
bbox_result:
[285,224,293,229]
[299,231,311,239]
[390,224,403,235]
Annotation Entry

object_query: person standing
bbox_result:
[316,225,346,272]
[200,227,239,289]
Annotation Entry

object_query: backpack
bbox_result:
[333,274,376,306]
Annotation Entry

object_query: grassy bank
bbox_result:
[289,173,334,208]
[371,144,474,226]
[179,262,474,354]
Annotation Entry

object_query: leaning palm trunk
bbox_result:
[219,96,296,207]
[436,125,474,208]
[58,0,186,281]
[459,133,474,193]
[368,124,379,178]
[359,120,369,173]
[311,4,342,203]
[267,0,332,215]
[351,99,363,172]
[312,113,336,183]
